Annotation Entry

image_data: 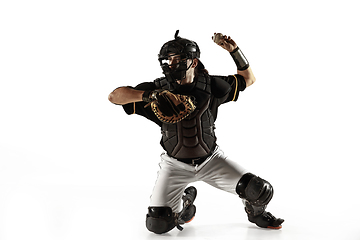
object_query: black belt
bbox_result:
[176,154,211,166]
[172,145,217,166]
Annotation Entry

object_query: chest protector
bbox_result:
[155,75,216,160]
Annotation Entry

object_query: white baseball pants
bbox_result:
[149,146,248,212]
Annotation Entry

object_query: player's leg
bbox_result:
[198,148,248,194]
[146,153,197,234]
[236,173,284,229]
[146,186,197,234]
[178,186,197,224]
[199,148,284,229]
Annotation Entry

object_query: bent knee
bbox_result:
[236,173,274,206]
[146,206,175,234]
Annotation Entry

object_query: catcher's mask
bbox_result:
[159,30,204,90]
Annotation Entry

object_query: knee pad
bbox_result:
[236,173,273,206]
[146,207,175,234]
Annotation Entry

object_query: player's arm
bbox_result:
[213,33,256,88]
[108,87,145,105]
[237,67,255,88]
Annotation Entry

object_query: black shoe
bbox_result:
[178,186,197,223]
[248,211,284,229]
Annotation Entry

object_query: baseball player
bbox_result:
[108,31,284,234]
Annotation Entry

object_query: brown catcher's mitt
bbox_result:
[144,90,196,124]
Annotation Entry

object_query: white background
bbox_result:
[1,0,359,239]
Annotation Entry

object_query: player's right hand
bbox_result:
[212,33,238,52]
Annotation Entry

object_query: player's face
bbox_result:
[166,54,186,70]
[160,53,197,85]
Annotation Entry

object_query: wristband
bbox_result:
[142,90,153,102]
[142,90,160,102]
[230,47,249,71]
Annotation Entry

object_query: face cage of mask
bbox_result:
[159,54,194,86]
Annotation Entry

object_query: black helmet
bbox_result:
[158,30,200,61]
[158,30,203,85]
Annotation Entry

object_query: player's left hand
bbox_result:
[144,90,196,124]
[212,33,238,52]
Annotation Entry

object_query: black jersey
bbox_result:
[122,73,246,159]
